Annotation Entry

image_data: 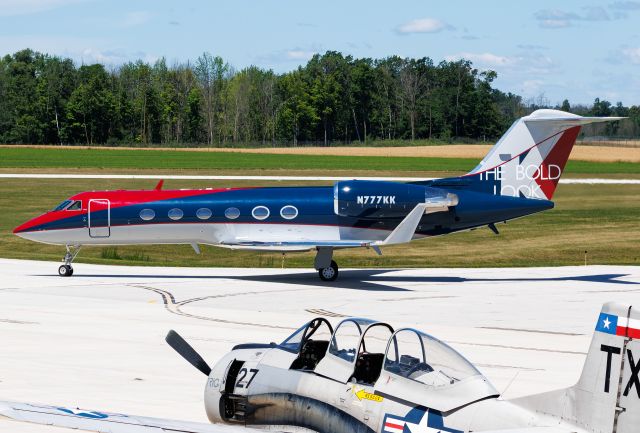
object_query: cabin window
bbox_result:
[196,208,212,220]
[66,201,82,211]
[140,209,155,221]
[168,208,184,221]
[53,200,72,211]
[280,205,298,220]
[252,206,270,220]
[224,207,240,220]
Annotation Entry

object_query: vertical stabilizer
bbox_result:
[465,110,623,200]
[513,302,640,433]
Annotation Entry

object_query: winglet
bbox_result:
[155,180,164,191]
[375,203,427,246]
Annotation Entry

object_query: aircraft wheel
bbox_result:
[319,260,338,281]
[58,265,73,277]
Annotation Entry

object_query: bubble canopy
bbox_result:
[384,328,482,386]
[280,317,484,386]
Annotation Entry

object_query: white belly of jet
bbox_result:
[18,223,392,247]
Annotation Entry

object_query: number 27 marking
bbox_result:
[236,368,259,388]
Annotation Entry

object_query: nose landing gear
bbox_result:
[58,264,73,276]
[59,245,81,277]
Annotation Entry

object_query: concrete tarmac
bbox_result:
[0,259,639,432]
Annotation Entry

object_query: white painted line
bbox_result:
[0,173,638,184]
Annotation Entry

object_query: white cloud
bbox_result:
[254,47,320,67]
[522,80,545,95]
[534,5,637,28]
[445,52,516,67]
[396,18,451,34]
[583,6,611,21]
[0,0,89,16]
[622,47,640,63]
[609,1,640,11]
[122,11,151,28]
[286,50,316,61]
[534,9,579,28]
[0,35,160,66]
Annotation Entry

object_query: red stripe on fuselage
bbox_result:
[14,188,249,233]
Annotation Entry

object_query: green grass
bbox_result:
[0,177,638,268]
[1,147,639,174]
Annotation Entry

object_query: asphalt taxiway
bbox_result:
[1,258,639,432]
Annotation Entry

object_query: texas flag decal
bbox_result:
[596,312,640,338]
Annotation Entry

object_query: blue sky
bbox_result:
[1,0,639,105]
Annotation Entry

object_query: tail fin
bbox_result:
[465,109,623,200]
[514,302,640,433]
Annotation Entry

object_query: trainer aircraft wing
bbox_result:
[0,401,261,433]
[471,429,574,433]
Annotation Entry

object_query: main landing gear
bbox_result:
[315,247,339,282]
[58,245,81,277]
[318,260,339,282]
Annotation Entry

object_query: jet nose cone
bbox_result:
[13,215,43,239]
[13,222,30,236]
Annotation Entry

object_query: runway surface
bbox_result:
[0,173,638,184]
[1,259,639,432]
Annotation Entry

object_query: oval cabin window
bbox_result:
[224,207,240,220]
[252,206,270,220]
[168,208,184,221]
[196,208,212,220]
[140,209,155,221]
[280,205,298,220]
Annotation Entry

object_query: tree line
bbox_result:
[0,49,638,146]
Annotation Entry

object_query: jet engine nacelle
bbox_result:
[333,180,457,218]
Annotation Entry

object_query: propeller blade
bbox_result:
[165,330,212,376]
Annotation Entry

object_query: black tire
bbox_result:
[318,260,339,282]
[58,265,72,277]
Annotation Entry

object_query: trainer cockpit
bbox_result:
[276,316,497,410]
[384,328,482,386]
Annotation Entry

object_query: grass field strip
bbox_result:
[0,173,638,184]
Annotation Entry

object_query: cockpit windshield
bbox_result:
[280,324,307,352]
[280,318,333,353]
[384,329,482,387]
[67,200,81,210]
[52,200,72,211]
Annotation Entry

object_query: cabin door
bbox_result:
[88,199,111,238]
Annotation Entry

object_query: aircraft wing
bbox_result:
[220,203,430,251]
[0,401,262,433]
[220,239,373,252]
